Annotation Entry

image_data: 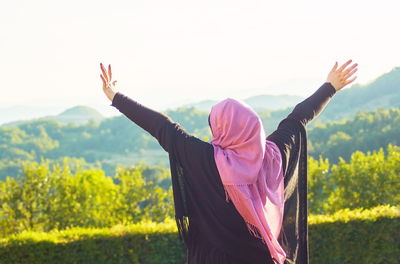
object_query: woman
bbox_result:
[100,60,358,264]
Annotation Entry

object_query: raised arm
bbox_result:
[287,82,336,126]
[287,60,358,126]
[99,63,198,155]
[267,60,358,175]
[110,91,187,151]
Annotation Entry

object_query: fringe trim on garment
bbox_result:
[223,183,287,264]
[176,215,190,246]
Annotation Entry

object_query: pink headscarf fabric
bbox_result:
[209,98,286,264]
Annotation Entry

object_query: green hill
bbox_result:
[184,66,400,126]
[316,66,400,122]
[2,106,105,127]
[308,107,400,163]
[55,105,105,124]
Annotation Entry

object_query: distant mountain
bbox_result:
[0,105,66,127]
[316,66,400,122]
[1,106,105,127]
[56,106,105,124]
[2,66,399,129]
[256,66,400,131]
[0,95,117,127]
[308,107,400,163]
[182,94,304,112]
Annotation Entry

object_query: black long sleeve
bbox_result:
[267,82,337,175]
[110,91,207,165]
[111,92,175,148]
[287,82,336,126]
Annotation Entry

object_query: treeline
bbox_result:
[1,104,399,180]
[308,107,400,162]
[0,144,399,237]
[0,107,210,180]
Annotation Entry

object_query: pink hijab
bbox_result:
[209,98,286,264]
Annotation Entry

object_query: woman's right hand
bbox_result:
[326,60,358,91]
[100,63,118,102]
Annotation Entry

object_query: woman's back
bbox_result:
[175,139,275,263]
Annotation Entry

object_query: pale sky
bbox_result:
[1,0,399,111]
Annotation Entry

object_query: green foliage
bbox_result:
[258,107,292,134]
[113,165,173,224]
[166,107,210,138]
[308,144,400,214]
[0,159,24,181]
[0,220,185,264]
[0,159,174,237]
[0,206,398,264]
[0,107,213,178]
[1,143,399,237]
[308,107,400,163]
[308,204,399,224]
[309,205,400,264]
[307,156,330,214]
[327,144,400,212]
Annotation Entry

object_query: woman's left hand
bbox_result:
[100,63,118,102]
[326,60,358,91]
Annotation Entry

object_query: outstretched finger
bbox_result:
[343,63,358,74]
[344,75,357,86]
[337,59,352,72]
[344,67,358,80]
[330,61,338,72]
[100,74,107,86]
[100,63,109,82]
[108,64,112,81]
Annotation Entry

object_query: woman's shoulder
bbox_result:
[171,132,215,164]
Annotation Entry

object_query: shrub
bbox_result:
[0,206,398,264]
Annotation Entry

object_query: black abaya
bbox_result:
[110,82,337,264]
